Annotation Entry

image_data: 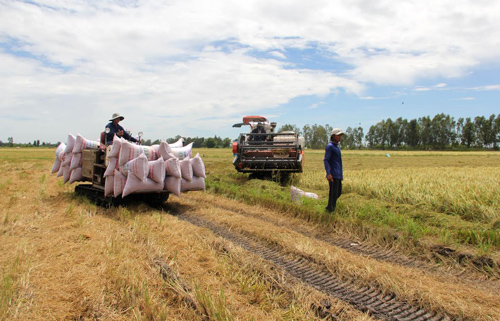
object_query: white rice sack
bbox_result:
[165,158,181,178]
[63,166,71,184]
[114,170,127,197]
[171,142,193,160]
[121,153,148,181]
[154,141,174,160]
[104,157,118,178]
[72,134,99,153]
[107,136,123,158]
[169,137,184,148]
[69,152,82,171]
[181,176,205,192]
[62,152,72,167]
[164,176,181,197]
[69,167,83,184]
[56,159,64,176]
[119,141,157,166]
[290,185,319,203]
[190,153,206,178]
[63,133,76,153]
[180,157,193,181]
[104,175,114,197]
[55,142,66,160]
[51,157,62,174]
[52,142,65,174]
[148,157,165,184]
[123,174,163,198]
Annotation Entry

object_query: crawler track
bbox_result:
[185,196,500,286]
[177,212,450,321]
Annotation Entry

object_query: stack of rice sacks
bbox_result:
[52,134,206,198]
[51,133,100,184]
[104,136,205,198]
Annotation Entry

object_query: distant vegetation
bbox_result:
[3,113,499,150]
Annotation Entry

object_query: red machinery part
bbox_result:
[232,141,239,154]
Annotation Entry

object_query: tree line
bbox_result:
[3,113,499,150]
[279,113,500,150]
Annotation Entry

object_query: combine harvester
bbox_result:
[232,116,304,180]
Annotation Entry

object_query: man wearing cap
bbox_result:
[105,113,138,145]
[324,128,344,213]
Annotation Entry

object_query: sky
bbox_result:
[1,0,499,144]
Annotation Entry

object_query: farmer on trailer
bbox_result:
[324,128,344,213]
[104,113,138,145]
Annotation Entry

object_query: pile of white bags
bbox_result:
[52,134,206,198]
[52,133,100,185]
[107,137,205,197]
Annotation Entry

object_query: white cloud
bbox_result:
[453,97,476,100]
[1,0,500,142]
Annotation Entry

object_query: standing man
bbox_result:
[324,128,344,212]
[105,113,138,145]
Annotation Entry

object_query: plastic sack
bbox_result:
[104,175,114,197]
[164,176,181,197]
[169,137,183,148]
[190,153,206,178]
[181,176,205,192]
[56,159,64,176]
[123,174,163,197]
[148,157,165,184]
[72,134,99,153]
[152,141,174,160]
[171,142,193,160]
[107,136,123,158]
[69,152,82,171]
[165,158,181,178]
[104,157,119,178]
[63,133,76,154]
[69,167,83,184]
[63,166,71,184]
[119,141,157,166]
[52,143,65,174]
[55,142,66,160]
[121,153,148,181]
[51,157,61,174]
[114,170,127,197]
[62,152,72,167]
[180,157,193,181]
[290,185,319,203]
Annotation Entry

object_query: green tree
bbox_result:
[461,117,475,148]
[206,137,216,148]
[222,137,231,148]
[278,124,301,135]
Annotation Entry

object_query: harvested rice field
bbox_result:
[1,147,499,320]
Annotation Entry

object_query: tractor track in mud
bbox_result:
[182,196,500,289]
[174,211,450,321]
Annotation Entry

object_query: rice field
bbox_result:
[206,148,500,260]
[1,147,499,320]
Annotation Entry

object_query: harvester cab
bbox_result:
[232,116,304,175]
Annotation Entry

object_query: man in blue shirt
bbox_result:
[105,113,138,145]
[324,128,344,213]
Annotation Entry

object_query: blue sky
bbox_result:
[0,0,499,144]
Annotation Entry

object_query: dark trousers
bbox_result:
[326,179,342,212]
